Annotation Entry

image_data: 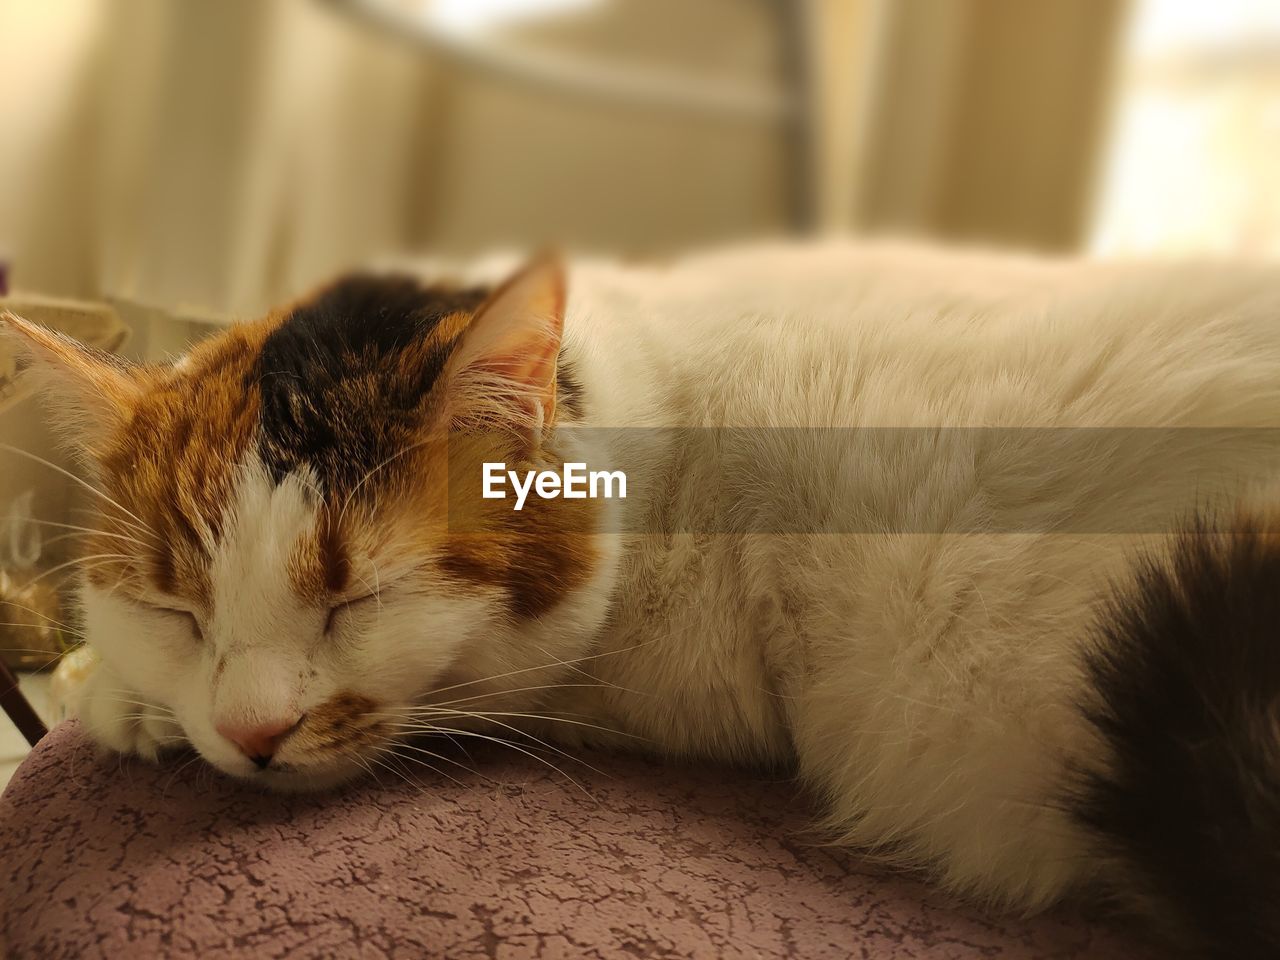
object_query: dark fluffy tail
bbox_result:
[1075,517,1280,957]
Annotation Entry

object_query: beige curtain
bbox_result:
[2,0,440,320]
[850,0,1128,251]
[1,0,795,322]
[0,0,1125,325]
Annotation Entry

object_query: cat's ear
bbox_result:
[444,253,566,432]
[0,311,142,449]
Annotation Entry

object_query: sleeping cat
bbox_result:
[4,242,1280,956]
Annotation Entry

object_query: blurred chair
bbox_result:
[0,0,1125,330]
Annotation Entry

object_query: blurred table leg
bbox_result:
[0,657,46,747]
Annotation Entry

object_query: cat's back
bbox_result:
[570,240,1280,431]
[559,241,1280,792]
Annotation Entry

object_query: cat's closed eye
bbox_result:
[325,595,376,635]
[157,607,202,643]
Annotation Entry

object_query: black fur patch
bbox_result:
[557,357,585,420]
[250,274,489,490]
[1074,518,1280,957]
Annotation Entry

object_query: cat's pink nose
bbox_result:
[216,716,302,769]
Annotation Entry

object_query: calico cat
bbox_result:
[4,242,1280,956]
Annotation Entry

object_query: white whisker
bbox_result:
[0,598,83,634]
[24,553,133,589]
[337,438,437,529]
[393,723,594,797]
[418,639,661,701]
[28,518,151,550]
[387,706,640,742]
[0,443,160,544]
[383,741,470,787]
[427,681,614,708]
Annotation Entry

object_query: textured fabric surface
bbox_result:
[1,721,1144,959]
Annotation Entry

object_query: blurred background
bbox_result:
[2,0,1278,327]
[1,0,1279,770]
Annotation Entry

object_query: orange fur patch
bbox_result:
[434,432,600,618]
[76,277,596,622]
[85,318,281,605]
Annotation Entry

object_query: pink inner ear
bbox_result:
[449,255,567,416]
[476,339,559,387]
[0,310,142,441]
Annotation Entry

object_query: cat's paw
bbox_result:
[76,664,186,762]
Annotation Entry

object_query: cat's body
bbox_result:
[5,241,1280,955]
[528,242,1280,918]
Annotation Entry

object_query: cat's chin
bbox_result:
[267,771,361,793]
[249,764,366,794]
[196,755,367,794]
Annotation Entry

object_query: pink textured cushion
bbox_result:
[1,721,1143,958]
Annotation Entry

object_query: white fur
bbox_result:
[75,240,1280,906]
[80,444,620,790]
[542,242,1280,909]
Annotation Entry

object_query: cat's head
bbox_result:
[0,257,616,790]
